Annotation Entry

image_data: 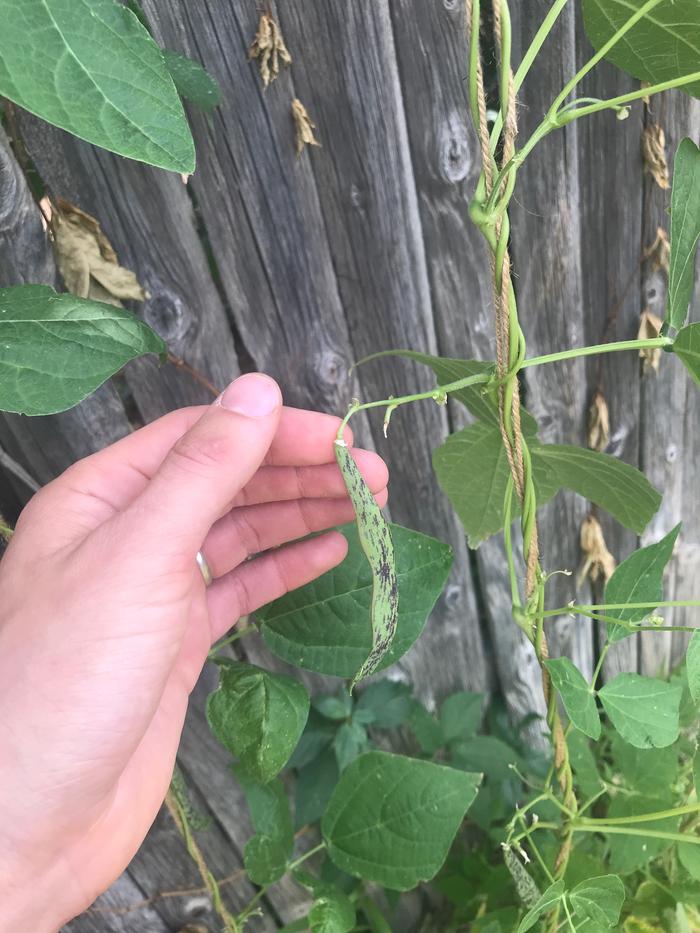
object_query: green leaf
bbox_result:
[259,524,452,678]
[408,702,444,755]
[450,736,519,780]
[599,673,681,748]
[433,422,559,547]
[609,733,679,797]
[516,880,566,933]
[0,0,195,172]
[162,49,222,113]
[567,731,603,798]
[694,747,700,796]
[321,751,481,890]
[581,0,700,99]
[308,886,356,933]
[545,657,601,740]
[244,833,290,886]
[678,840,700,881]
[0,285,165,416]
[686,630,700,704]
[355,680,413,728]
[607,795,678,873]
[439,691,484,743]
[605,525,681,642]
[313,693,353,721]
[532,444,661,535]
[295,747,339,828]
[569,875,625,928]
[288,710,336,770]
[333,721,369,772]
[207,661,309,783]
[674,323,700,390]
[667,139,700,330]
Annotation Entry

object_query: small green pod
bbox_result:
[334,438,398,688]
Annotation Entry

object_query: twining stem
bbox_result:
[578,802,700,825]
[557,71,700,124]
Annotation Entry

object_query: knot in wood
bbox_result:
[143,287,193,348]
[439,114,471,184]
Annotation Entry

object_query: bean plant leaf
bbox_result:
[686,630,700,705]
[321,751,481,890]
[0,285,165,416]
[244,833,290,886]
[355,680,413,728]
[308,887,356,933]
[678,840,700,881]
[604,524,681,643]
[333,721,369,772]
[598,673,681,748]
[581,0,700,99]
[531,444,661,535]
[235,772,294,885]
[207,661,309,783]
[295,747,339,829]
[674,323,700,390]
[433,421,559,547]
[545,657,601,740]
[439,691,484,743]
[334,441,398,687]
[0,0,195,172]
[607,794,679,873]
[667,139,700,330]
[313,693,353,721]
[569,875,625,928]
[516,880,566,933]
[567,731,603,797]
[259,523,452,678]
[162,49,222,113]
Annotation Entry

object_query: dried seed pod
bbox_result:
[587,390,610,452]
[334,438,397,688]
[643,227,670,275]
[578,513,616,587]
[249,13,291,88]
[638,309,664,373]
[503,846,541,908]
[641,124,669,190]
[292,98,321,156]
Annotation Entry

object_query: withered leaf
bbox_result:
[249,13,291,88]
[643,227,670,275]
[638,308,664,373]
[292,98,321,157]
[50,197,146,304]
[641,124,669,190]
[587,390,610,453]
[578,513,616,587]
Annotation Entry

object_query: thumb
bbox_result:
[123,373,282,554]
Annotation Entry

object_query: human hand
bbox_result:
[0,373,388,931]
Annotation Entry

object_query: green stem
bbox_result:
[0,520,13,541]
[545,599,700,614]
[238,843,326,924]
[521,337,672,369]
[336,371,492,437]
[578,803,700,826]
[557,71,700,125]
[497,0,513,126]
[573,825,700,845]
[359,894,393,933]
[551,606,697,635]
[208,627,252,659]
[503,477,521,610]
[468,0,482,131]
[590,642,610,689]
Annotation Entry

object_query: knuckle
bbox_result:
[169,431,232,478]
[231,510,263,557]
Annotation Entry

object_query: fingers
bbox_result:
[117,374,283,555]
[206,531,349,642]
[202,488,388,579]
[233,449,388,506]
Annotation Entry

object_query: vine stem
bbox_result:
[544,606,697,634]
[545,600,700,613]
[236,843,326,924]
[578,802,700,825]
[521,336,672,368]
[556,71,700,124]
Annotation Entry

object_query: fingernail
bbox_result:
[218,373,281,417]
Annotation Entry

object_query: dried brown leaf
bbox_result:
[641,124,669,190]
[643,227,670,275]
[578,514,616,587]
[249,13,291,88]
[292,98,320,156]
[50,198,146,303]
[587,390,610,452]
[638,308,664,373]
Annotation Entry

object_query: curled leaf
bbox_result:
[641,124,669,190]
[638,309,664,373]
[292,98,321,156]
[249,14,291,88]
[578,513,616,587]
[334,439,397,687]
[587,390,610,452]
[50,198,146,304]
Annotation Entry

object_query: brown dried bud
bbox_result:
[578,514,616,587]
[249,13,292,88]
[643,227,670,275]
[292,98,321,156]
[638,309,664,373]
[641,124,669,190]
[587,391,610,452]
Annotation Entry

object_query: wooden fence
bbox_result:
[0,0,698,929]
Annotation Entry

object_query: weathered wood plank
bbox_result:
[510,0,593,680]
[62,872,170,933]
[388,0,538,720]
[18,115,241,420]
[574,9,645,680]
[639,94,700,676]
